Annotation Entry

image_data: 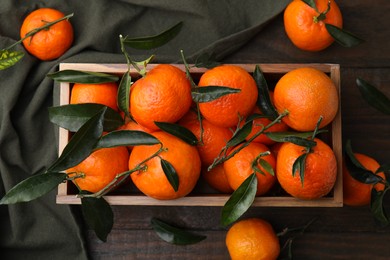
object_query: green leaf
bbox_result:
[292,153,308,186]
[259,158,275,176]
[81,196,114,242]
[0,50,24,70]
[191,86,240,103]
[221,173,257,227]
[226,121,253,148]
[154,121,198,146]
[161,159,179,192]
[325,24,364,48]
[302,0,317,10]
[123,21,183,50]
[48,108,106,172]
[117,71,132,118]
[95,130,160,149]
[49,103,123,132]
[370,188,389,227]
[356,78,390,115]
[265,130,327,143]
[0,171,66,204]
[253,65,279,120]
[194,52,221,69]
[251,152,274,176]
[151,218,206,245]
[280,136,317,148]
[376,163,390,174]
[345,140,384,184]
[47,70,119,83]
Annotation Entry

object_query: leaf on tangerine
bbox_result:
[117,71,132,119]
[47,70,119,83]
[191,86,240,103]
[370,188,389,227]
[161,159,179,192]
[154,121,198,146]
[325,24,364,48]
[292,153,308,187]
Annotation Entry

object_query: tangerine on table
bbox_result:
[273,67,338,131]
[70,82,119,111]
[343,153,386,206]
[284,0,343,51]
[130,64,192,131]
[226,218,280,260]
[198,65,258,128]
[179,110,233,167]
[223,142,276,196]
[129,131,201,200]
[66,146,129,193]
[276,138,337,200]
[20,8,74,60]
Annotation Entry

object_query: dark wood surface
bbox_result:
[86,1,390,259]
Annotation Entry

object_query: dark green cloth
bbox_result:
[0,0,289,259]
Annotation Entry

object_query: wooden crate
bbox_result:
[56,63,343,207]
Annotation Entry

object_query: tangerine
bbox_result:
[343,153,386,206]
[273,67,338,131]
[129,131,201,200]
[66,147,129,193]
[179,110,232,167]
[284,0,343,51]
[226,218,280,260]
[276,138,337,199]
[70,82,119,111]
[20,8,73,60]
[130,64,192,131]
[198,65,258,128]
[202,165,233,194]
[224,142,276,196]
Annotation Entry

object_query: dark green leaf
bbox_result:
[282,136,316,148]
[161,159,179,192]
[81,196,113,242]
[123,21,183,50]
[49,103,123,132]
[0,171,66,204]
[221,173,257,227]
[191,86,240,103]
[194,52,221,69]
[95,130,160,149]
[226,121,253,148]
[345,140,384,184]
[370,188,389,227]
[302,0,317,10]
[48,108,106,172]
[325,24,364,48]
[356,78,390,115]
[151,218,206,245]
[254,65,279,120]
[376,163,390,174]
[259,158,275,176]
[292,153,308,186]
[0,50,24,70]
[47,70,119,83]
[265,130,327,143]
[117,71,132,118]
[154,121,198,146]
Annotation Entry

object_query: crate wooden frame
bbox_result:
[56,63,343,207]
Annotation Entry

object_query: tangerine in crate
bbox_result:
[56,63,342,207]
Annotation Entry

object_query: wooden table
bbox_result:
[87,1,390,259]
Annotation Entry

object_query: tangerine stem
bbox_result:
[313,0,331,23]
[3,13,74,51]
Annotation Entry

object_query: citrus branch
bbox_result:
[208,110,289,171]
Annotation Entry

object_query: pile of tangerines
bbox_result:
[9,1,386,259]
